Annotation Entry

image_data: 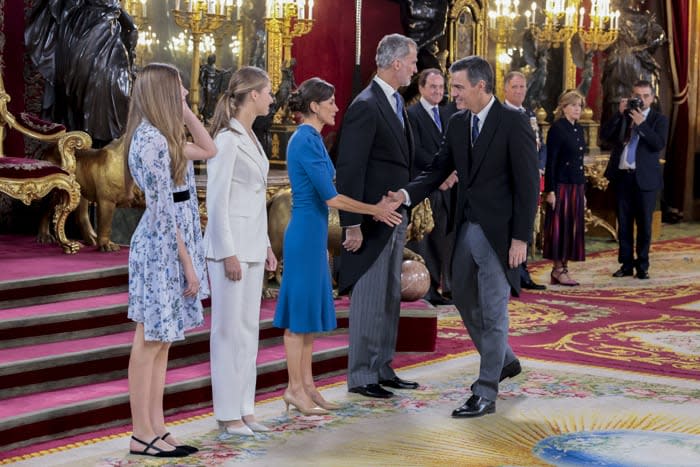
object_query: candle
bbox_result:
[308,0,314,20]
[140,0,147,17]
[188,0,193,12]
[579,6,584,28]
[176,0,180,10]
[277,0,283,18]
[297,0,305,19]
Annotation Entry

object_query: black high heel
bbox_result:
[129,435,189,458]
[161,431,199,454]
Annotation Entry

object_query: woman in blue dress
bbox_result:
[124,63,216,457]
[273,78,402,415]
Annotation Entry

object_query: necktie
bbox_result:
[626,127,639,165]
[431,106,442,132]
[471,114,480,145]
[393,92,404,127]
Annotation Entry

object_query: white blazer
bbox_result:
[203,118,270,263]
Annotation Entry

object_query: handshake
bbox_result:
[372,190,407,226]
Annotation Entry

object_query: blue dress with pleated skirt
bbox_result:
[273,124,338,333]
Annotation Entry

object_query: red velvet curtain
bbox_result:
[664,0,690,211]
[293,0,402,134]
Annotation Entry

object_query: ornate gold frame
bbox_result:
[448,0,487,62]
[0,73,91,254]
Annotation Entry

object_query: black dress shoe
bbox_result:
[349,384,394,398]
[379,376,419,389]
[521,280,546,290]
[499,359,522,382]
[612,267,634,278]
[427,294,454,306]
[451,395,495,418]
[636,271,650,279]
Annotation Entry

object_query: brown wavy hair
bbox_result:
[124,63,186,187]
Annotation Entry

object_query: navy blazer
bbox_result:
[406,102,451,171]
[600,109,669,191]
[335,81,414,292]
[403,100,539,296]
[544,118,587,193]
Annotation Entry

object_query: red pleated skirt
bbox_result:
[542,183,586,262]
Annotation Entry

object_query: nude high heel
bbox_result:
[282,391,329,416]
[309,391,342,410]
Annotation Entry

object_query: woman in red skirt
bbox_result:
[543,90,587,286]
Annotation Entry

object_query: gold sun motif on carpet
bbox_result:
[331,410,700,466]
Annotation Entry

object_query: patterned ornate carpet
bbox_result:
[7,235,700,466]
[15,356,700,466]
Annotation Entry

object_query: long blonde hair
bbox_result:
[124,63,187,187]
[554,89,585,120]
[208,66,270,138]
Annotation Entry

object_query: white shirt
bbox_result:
[419,97,442,130]
[373,76,400,115]
[504,99,525,113]
[472,96,496,136]
[619,107,650,170]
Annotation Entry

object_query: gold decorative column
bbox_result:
[265,1,315,93]
[172,0,234,116]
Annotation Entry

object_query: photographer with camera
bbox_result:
[601,80,669,280]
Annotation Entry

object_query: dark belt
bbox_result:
[173,190,190,203]
[620,168,635,173]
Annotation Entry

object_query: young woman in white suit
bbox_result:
[203,67,277,436]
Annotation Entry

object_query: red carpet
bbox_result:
[0,235,128,282]
[2,235,698,462]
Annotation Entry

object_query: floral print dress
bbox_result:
[127,121,209,342]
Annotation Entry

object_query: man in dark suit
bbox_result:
[388,56,539,417]
[336,34,419,399]
[600,80,668,280]
[502,71,547,291]
[405,68,458,306]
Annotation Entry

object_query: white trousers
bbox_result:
[208,259,264,421]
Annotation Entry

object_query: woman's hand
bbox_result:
[265,247,278,272]
[183,264,200,297]
[373,196,403,227]
[224,255,242,281]
[545,191,556,209]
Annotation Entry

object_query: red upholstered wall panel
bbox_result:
[292,0,402,133]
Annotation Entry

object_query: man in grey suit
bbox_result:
[388,56,539,417]
[336,34,418,399]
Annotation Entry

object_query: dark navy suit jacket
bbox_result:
[600,109,669,191]
[335,81,414,293]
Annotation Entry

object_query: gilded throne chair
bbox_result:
[0,72,91,253]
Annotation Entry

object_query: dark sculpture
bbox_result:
[571,33,595,100]
[521,30,549,111]
[273,58,297,124]
[393,0,450,103]
[199,54,222,124]
[25,0,137,148]
[602,4,666,120]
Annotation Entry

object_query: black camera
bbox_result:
[626,97,643,112]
